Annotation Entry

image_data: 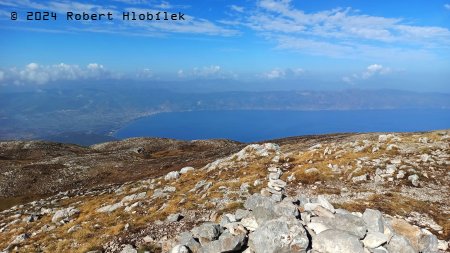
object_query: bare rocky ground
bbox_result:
[0,130,448,252]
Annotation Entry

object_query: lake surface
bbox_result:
[115,109,450,142]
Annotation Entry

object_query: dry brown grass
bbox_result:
[216,201,244,217]
[315,187,342,195]
[151,149,184,158]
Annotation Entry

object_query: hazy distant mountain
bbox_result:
[1,86,449,142]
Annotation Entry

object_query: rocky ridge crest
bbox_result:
[0,131,449,252]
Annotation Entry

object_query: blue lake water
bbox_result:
[115,109,450,142]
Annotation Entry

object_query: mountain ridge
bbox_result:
[0,130,448,252]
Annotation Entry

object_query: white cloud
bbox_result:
[227,0,450,58]
[445,4,450,10]
[112,0,149,4]
[178,65,236,79]
[86,63,104,70]
[120,7,238,36]
[0,0,236,37]
[0,63,117,85]
[362,64,390,79]
[261,68,304,79]
[192,65,221,78]
[343,64,391,84]
[229,5,245,13]
[136,68,154,79]
[155,1,172,9]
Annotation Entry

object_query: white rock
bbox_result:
[268,172,281,180]
[121,192,146,203]
[305,168,319,174]
[396,170,406,179]
[268,179,286,191]
[408,174,419,187]
[180,167,194,174]
[120,244,137,253]
[307,222,330,234]
[163,186,176,193]
[362,231,388,249]
[372,246,389,253]
[438,239,449,251]
[165,171,180,181]
[52,207,79,224]
[420,154,430,162]
[378,135,390,142]
[170,245,189,253]
[11,233,29,244]
[352,174,367,183]
[96,202,123,213]
[240,217,258,231]
[309,144,322,150]
[317,195,335,213]
[253,179,262,186]
[386,165,397,175]
[304,203,320,212]
[287,174,296,182]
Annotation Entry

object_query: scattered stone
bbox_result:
[313,229,364,253]
[408,174,419,187]
[200,233,246,252]
[352,174,368,183]
[253,179,262,186]
[223,222,247,236]
[378,134,390,142]
[363,209,384,233]
[10,233,30,245]
[362,231,388,249]
[311,214,367,239]
[163,186,176,193]
[167,213,182,222]
[67,225,81,233]
[52,207,80,224]
[240,183,250,192]
[397,170,406,179]
[317,195,335,213]
[305,168,319,174]
[165,171,180,181]
[240,217,258,231]
[120,244,137,253]
[179,166,195,174]
[23,214,39,223]
[121,192,146,203]
[170,245,189,253]
[244,194,276,211]
[191,222,221,242]
[235,209,250,221]
[418,232,439,252]
[176,231,201,252]
[97,202,123,213]
[372,246,389,253]
[249,216,308,253]
[311,205,335,218]
[307,222,330,234]
[385,234,416,253]
[386,164,397,175]
[438,239,449,251]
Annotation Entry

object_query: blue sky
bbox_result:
[0,0,449,91]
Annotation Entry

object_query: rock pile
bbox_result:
[169,193,448,253]
[261,166,287,202]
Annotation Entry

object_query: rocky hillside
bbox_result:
[0,130,449,252]
[0,138,243,210]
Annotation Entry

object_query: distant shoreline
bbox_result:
[113,108,450,143]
